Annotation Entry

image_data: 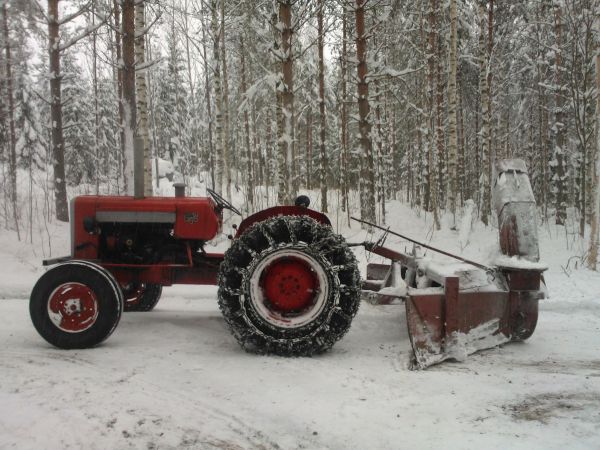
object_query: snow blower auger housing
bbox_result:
[360,159,547,368]
[29,190,361,355]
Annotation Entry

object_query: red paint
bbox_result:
[69,195,225,288]
[48,282,99,332]
[72,196,222,260]
[262,257,318,312]
[104,255,223,286]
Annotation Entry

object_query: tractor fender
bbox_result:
[235,206,331,238]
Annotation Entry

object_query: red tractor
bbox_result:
[29,160,546,368]
[30,189,361,356]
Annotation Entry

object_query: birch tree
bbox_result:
[317,0,327,213]
[354,0,376,224]
[135,0,152,196]
[2,1,19,236]
[210,0,224,195]
[121,0,136,194]
[587,52,600,270]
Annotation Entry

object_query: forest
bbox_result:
[0,0,599,262]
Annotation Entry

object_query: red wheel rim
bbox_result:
[48,282,99,333]
[261,257,319,313]
[123,284,145,306]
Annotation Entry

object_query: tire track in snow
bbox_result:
[132,374,290,449]
[0,347,290,449]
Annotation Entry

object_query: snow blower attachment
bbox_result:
[359,159,547,369]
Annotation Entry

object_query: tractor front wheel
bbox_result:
[29,261,123,349]
[218,216,361,356]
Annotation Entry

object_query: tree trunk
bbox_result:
[122,0,136,195]
[587,53,600,270]
[253,107,262,189]
[435,27,445,221]
[113,0,125,192]
[200,1,215,190]
[458,87,466,205]
[135,0,152,196]
[266,107,274,205]
[220,0,231,200]
[478,1,490,225]
[340,6,349,220]
[2,2,19,236]
[240,36,254,211]
[277,0,294,205]
[553,4,567,225]
[92,0,100,195]
[416,8,426,209]
[210,0,223,194]
[306,105,312,190]
[354,0,376,225]
[374,80,385,223]
[317,0,327,213]
[48,0,69,221]
[427,0,440,229]
[447,0,458,218]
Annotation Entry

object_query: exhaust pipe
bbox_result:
[174,183,186,198]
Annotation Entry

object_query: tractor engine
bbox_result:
[96,221,192,265]
[69,195,223,264]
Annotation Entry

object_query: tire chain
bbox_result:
[218,215,361,356]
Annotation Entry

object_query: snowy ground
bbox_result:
[1,195,600,449]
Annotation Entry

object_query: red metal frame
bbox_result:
[362,241,545,367]
[101,253,224,286]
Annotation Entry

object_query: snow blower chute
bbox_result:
[359,159,547,369]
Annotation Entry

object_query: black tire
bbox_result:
[123,284,162,312]
[29,261,124,349]
[511,296,539,341]
[218,216,361,356]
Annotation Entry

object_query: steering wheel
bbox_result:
[206,188,242,216]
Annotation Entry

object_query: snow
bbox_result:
[1,193,600,449]
[152,157,175,179]
[494,255,548,271]
[458,199,475,250]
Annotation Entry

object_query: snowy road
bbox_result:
[1,284,599,450]
[2,198,600,449]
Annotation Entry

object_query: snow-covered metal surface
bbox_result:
[411,319,511,370]
[492,159,540,262]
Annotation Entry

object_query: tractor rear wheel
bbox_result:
[123,284,162,312]
[29,261,123,349]
[218,216,361,356]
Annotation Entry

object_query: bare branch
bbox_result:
[58,17,108,52]
[30,0,49,22]
[135,57,162,72]
[134,10,161,38]
[58,1,92,25]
